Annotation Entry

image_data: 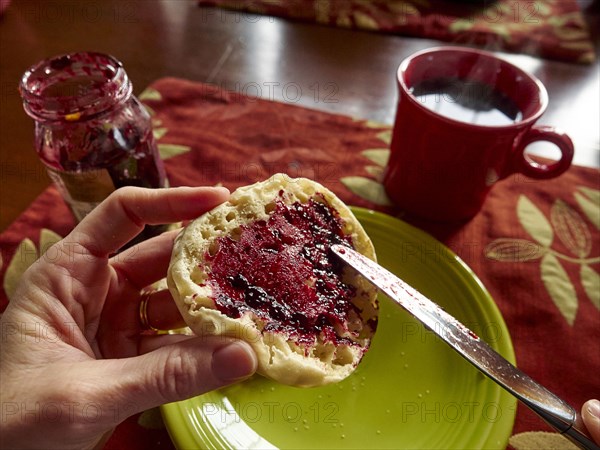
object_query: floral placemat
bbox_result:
[198,0,595,64]
[1,78,598,449]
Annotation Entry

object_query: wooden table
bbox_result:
[0,0,598,231]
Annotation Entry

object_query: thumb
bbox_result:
[103,337,257,416]
[582,399,600,444]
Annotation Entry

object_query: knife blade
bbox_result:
[331,244,598,450]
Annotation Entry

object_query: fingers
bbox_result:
[138,334,194,354]
[98,287,186,358]
[69,186,229,257]
[110,229,180,289]
[582,399,600,444]
[143,289,187,331]
[101,337,257,414]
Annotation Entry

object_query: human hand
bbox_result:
[582,399,600,445]
[0,187,258,450]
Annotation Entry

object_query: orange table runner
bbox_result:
[1,78,598,449]
[197,0,596,64]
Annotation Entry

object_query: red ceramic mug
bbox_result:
[383,46,574,222]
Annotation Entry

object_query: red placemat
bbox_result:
[1,78,599,449]
[198,0,595,64]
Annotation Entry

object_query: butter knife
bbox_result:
[331,244,598,450]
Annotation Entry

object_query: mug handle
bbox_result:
[513,126,574,179]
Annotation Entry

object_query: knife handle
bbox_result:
[519,386,599,450]
[562,413,600,450]
[529,398,599,450]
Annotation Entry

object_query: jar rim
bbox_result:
[19,51,132,122]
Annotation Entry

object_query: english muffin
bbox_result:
[167,174,378,387]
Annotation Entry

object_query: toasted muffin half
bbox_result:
[167,174,378,387]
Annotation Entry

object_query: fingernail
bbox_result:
[212,341,257,382]
[215,186,230,194]
[209,186,230,198]
[588,399,600,418]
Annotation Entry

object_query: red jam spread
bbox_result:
[205,194,360,348]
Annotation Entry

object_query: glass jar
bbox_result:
[19,52,168,242]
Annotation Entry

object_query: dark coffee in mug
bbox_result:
[383,46,574,222]
[410,77,523,126]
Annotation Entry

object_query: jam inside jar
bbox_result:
[19,52,168,246]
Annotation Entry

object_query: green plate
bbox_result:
[161,208,517,449]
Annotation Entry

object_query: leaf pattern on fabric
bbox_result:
[342,126,392,204]
[554,28,591,40]
[551,199,591,258]
[314,0,329,23]
[574,186,600,230]
[361,149,390,167]
[139,88,193,161]
[353,10,379,29]
[488,190,598,325]
[580,264,600,310]
[509,431,579,450]
[517,195,554,247]
[3,239,37,302]
[449,19,475,33]
[376,129,392,145]
[365,165,385,180]
[158,144,192,160]
[3,229,64,302]
[540,253,578,325]
[562,41,598,50]
[388,1,421,16]
[336,12,352,27]
[198,0,595,64]
[362,119,388,129]
[577,186,600,203]
[39,229,62,254]
[488,23,512,40]
[485,238,546,262]
[341,176,392,206]
[138,87,163,102]
[152,127,168,140]
[137,408,166,430]
[142,104,156,117]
